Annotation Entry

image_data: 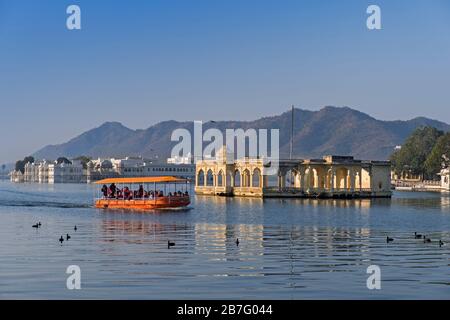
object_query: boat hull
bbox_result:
[95,196,190,211]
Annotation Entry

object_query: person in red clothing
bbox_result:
[123,187,132,200]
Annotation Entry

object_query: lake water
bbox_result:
[0,180,449,299]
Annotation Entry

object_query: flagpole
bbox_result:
[290,105,294,160]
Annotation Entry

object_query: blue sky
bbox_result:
[0,0,449,163]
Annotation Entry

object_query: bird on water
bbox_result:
[59,236,64,244]
[414,232,423,239]
[74,225,77,231]
[423,236,431,243]
[439,240,444,247]
[236,238,240,246]
[168,240,175,248]
[386,236,394,243]
[66,234,71,241]
[32,222,42,229]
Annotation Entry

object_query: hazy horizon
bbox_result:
[1,0,450,163]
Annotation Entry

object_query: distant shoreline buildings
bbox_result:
[9,156,195,184]
[391,166,450,193]
[7,152,450,194]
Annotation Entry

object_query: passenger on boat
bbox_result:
[109,183,117,198]
[117,189,123,199]
[101,184,108,198]
[123,187,132,200]
[184,191,189,196]
[138,185,144,198]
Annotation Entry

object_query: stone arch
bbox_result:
[234,169,241,187]
[242,169,251,187]
[292,169,306,189]
[335,167,349,190]
[326,169,334,189]
[293,170,301,188]
[252,168,261,188]
[305,167,315,189]
[206,169,214,186]
[217,170,224,187]
[314,167,326,189]
[354,170,362,190]
[285,169,295,187]
[197,169,205,186]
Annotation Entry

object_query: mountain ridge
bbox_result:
[33,106,450,161]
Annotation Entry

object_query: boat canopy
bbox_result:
[94,176,189,185]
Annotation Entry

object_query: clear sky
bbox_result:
[1,0,449,164]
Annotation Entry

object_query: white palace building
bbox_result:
[10,156,195,184]
[85,157,194,183]
[10,160,85,184]
[195,147,393,198]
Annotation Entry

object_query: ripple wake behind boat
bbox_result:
[0,199,90,209]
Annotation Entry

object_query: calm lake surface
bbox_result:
[0,180,449,299]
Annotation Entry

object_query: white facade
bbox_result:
[440,168,450,192]
[11,157,196,184]
[86,157,195,183]
[167,153,193,164]
[12,160,85,184]
[9,170,24,183]
[48,160,84,183]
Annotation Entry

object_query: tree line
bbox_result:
[390,126,450,180]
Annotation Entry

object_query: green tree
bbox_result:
[390,127,443,179]
[56,157,72,165]
[15,156,35,174]
[73,156,91,169]
[424,132,450,178]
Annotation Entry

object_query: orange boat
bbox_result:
[94,176,191,211]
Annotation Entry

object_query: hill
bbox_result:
[33,106,450,161]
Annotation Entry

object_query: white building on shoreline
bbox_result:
[10,160,85,184]
[10,156,196,184]
[86,157,195,183]
[440,167,450,192]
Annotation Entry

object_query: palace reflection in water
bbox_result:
[99,216,377,274]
